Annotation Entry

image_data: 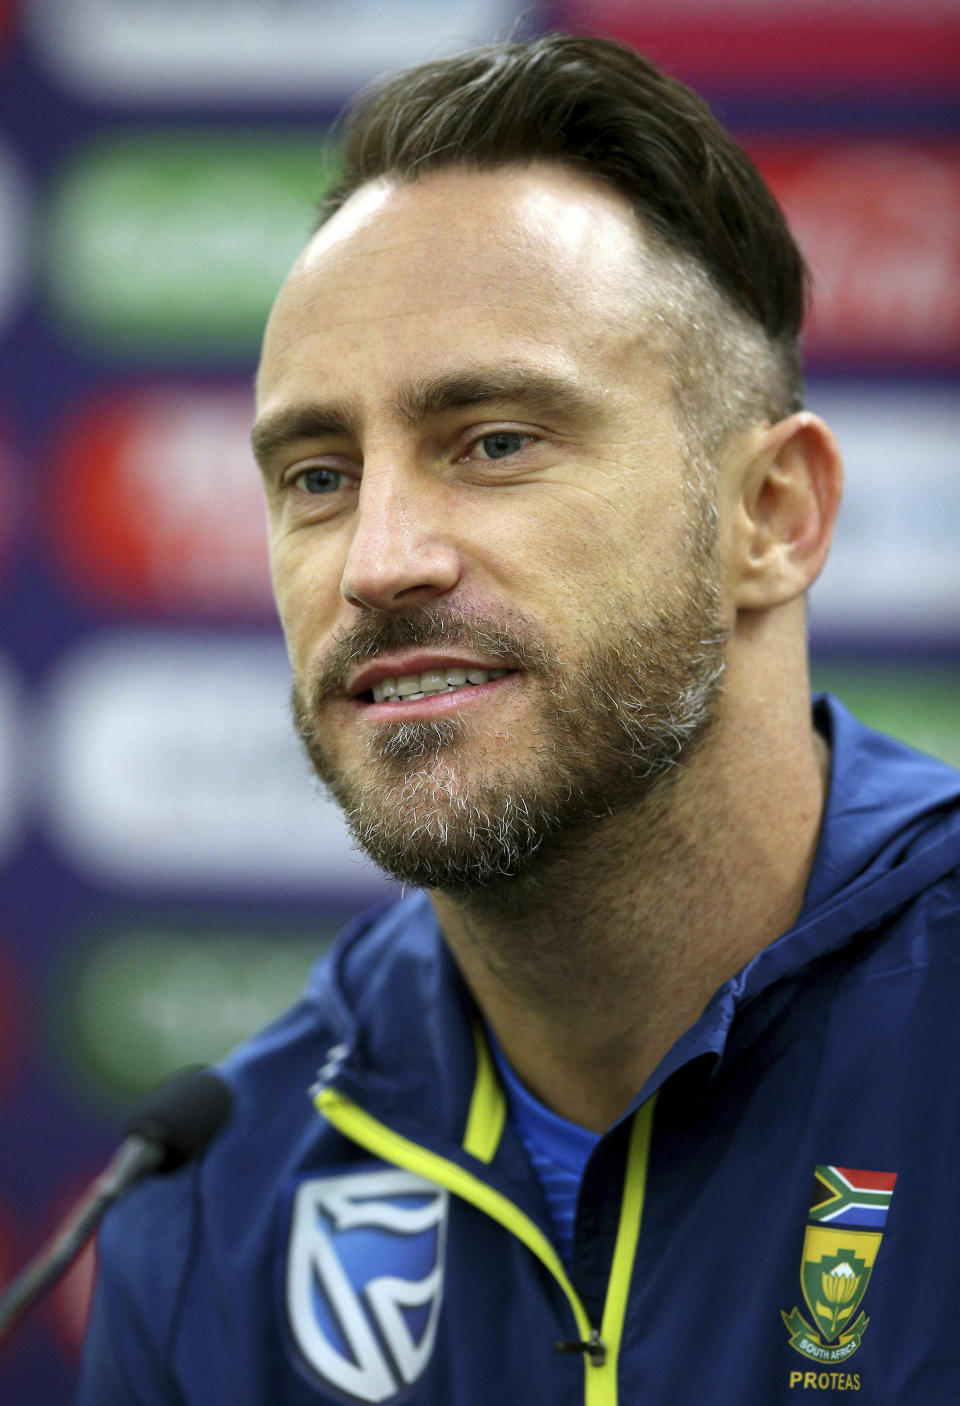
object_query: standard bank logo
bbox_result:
[286,1167,448,1402]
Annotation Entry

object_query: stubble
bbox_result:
[292,572,727,893]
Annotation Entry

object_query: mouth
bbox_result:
[344,654,519,719]
[366,665,511,704]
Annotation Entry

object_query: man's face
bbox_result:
[254,163,727,890]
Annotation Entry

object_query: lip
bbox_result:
[347,650,514,700]
[347,667,518,722]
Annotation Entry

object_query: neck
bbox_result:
[431,673,829,1133]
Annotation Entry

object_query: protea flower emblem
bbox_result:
[818,1261,862,1338]
[800,1237,876,1345]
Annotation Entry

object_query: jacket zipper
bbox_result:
[312,1086,656,1406]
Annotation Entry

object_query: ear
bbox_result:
[731,412,843,611]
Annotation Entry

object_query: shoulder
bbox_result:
[83,893,440,1397]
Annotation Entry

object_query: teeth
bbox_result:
[370,667,508,704]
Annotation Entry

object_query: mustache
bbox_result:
[309,605,553,704]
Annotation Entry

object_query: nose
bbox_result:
[339,460,462,612]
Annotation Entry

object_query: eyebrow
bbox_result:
[395,368,596,427]
[251,401,359,470]
[251,367,595,470]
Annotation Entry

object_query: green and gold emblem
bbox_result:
[782,1165,897,1365]
[782,1227,880,1362]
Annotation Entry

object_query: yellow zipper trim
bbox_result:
[313,1085,656,1406]
[596,1097,656,1392]
[462,1021,506,1164]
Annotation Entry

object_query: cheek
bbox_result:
[509,494,648,597]
[268,538,344,670]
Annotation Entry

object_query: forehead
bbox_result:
[257,162,664,413]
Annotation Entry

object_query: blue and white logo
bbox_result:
[286,1167,448,1402]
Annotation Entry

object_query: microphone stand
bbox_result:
[0,1134,164,1342]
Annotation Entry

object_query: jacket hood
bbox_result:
[804,695,960,917]
[738,695,960,997]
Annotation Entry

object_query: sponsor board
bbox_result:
[809,662,960,771]
[0,3,15,53]
[48,384,272,616]
[756,141,960,365]
[0,139,30,335]
[0,1197,18,1290]
[807,383,960,640]
[27,0,523,103]
[43,132,337,354]
[0,417,17,574]
[43,632,394,894]
[60,923,332,1102]
[0,939,26,1098]
[0,655,21,860]
[555,0,960,96]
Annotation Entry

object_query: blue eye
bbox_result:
[479,432,528,459]
[296,466,343,494]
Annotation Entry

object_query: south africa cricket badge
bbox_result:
[781,1165,897,1365]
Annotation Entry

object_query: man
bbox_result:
[82,33,960,1405]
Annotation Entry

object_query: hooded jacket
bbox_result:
[80,697,960,1405]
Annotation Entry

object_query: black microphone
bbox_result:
[0,1065,232,1344]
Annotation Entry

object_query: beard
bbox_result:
[292,552,727,895]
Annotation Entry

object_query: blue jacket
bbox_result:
[80,698,960,1404]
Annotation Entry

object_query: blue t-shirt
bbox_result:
[489,1031,599,1270]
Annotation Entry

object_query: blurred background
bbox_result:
[0,0,957,1398]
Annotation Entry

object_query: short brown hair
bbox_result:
[318,33,807,456]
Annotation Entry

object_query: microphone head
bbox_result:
[124,1065,233,1173]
